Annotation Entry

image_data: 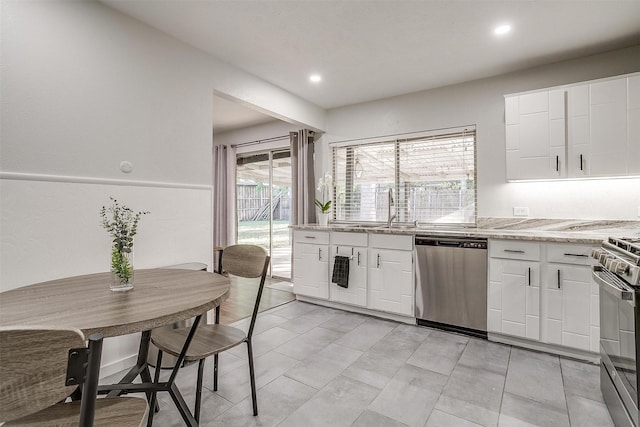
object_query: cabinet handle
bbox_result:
[580,154,583,171]
[557,269,561,289]
[377,254,380,268]
[504,249,525,254]
[318,248,322,260]
[305,235,316,239]
[556,155,559,172]
[357,251,361,266]
[351,247,354,255]
[528,267,531,286]
[336,245,339,253]
[564,253,588,258]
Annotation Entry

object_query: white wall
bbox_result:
[214,120,299,152]
[320,45,640,220]
[0,0,324,375]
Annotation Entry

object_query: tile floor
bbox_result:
[103,301,614,427]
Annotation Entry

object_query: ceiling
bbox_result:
[212,95,276,134]
[101,0,640,131]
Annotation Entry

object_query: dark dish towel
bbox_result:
[332,256,350,288]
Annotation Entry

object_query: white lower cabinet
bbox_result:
[294,230,414,318]
[543,243,599,352]
[368,234,414,316]
[489,239,599,355]
[488,252,541,340]
[329,233,368,307]
[293,231,329,299]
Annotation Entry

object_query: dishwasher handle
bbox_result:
[415,236,487,249]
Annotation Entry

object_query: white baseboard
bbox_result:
[488,332,600,364]
[295,295,415,325]
[100,353,138,379]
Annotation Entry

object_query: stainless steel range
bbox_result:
[592,237,640,427]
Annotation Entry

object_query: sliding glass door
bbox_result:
[236,149,292,279]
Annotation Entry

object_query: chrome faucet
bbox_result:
[387,188,396,228]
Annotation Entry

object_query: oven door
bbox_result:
[595,266,639,426]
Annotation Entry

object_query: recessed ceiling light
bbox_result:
[494,24,511,36]
[309,74,322,83]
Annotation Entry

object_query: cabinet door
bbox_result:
[545,263,597,351]
[628,75,640,174]
[329,245,367,307]
[368,249,413,316]
[589,78,628,176]
[567,84,590,177]
[488,258,540,340]
[293,242,329,299]
[505,90,565,180]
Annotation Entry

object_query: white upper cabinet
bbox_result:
[567,84,590,177]
[628,75,640,175]
[588,78,627,177]
[506,90,565,180]
[505,72,640,181]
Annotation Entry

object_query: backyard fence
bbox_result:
[237,184,291,221]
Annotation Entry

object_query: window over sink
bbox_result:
[331,126,477,226]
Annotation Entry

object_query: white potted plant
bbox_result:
[315,172,332,227]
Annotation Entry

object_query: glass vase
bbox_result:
[110,246,134,292]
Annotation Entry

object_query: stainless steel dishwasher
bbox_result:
[415,235,488,338]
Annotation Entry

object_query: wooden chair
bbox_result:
[0,327,148,427]
[150,245,270,421]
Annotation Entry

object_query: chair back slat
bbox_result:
[220,245,270,339]
[0,327,85,423]
[222,245,269,278]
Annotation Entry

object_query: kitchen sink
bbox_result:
[379,224,417,230]
[340,223,383,229]
[339,223,418,231]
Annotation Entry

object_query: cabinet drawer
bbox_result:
[546,243,596,266]
[294,230,329,245]
[332,232,368,247]
[370,233,413,251]
[489,240,541,261]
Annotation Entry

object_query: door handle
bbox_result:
[556,155,559,172]
[557,269,561,289]
[593,267,635,305]
[377,254,380,268]
[318,248,321,260]
[357,252,361,266]
[528,267,531,286]
[580,154,584,171]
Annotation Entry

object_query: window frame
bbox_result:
[330,125,477,227]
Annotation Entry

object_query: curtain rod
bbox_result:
[231,134,289,148]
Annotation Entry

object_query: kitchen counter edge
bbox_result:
[290,220,640,245]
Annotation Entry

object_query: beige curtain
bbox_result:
[290,130,316,225]
[213,144,236,271]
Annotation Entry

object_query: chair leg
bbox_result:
[194,359,205,422]
[213,353,219,391]
[246,340,258,416]
[147,350,163,427]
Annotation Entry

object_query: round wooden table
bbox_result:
[0,268,230,426]
[0,268,229,336]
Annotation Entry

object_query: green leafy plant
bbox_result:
[100,198,149,284]
[315,172,332,214]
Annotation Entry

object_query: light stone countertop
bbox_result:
[291,217,640,244]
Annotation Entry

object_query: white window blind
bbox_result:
[331,127,476,225]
